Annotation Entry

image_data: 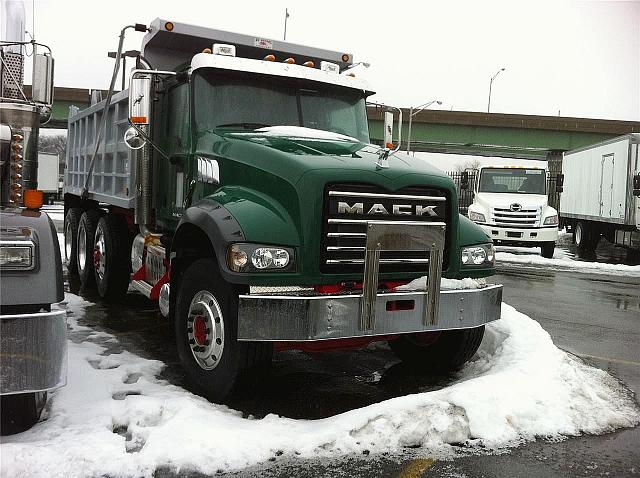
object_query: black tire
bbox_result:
[574,221,599,253]
[0,392,47,435]
[175,258,271,402]
[540,242,555,259]
[64,208,82,275]
[389,326,485,372]
[76,209,102,287]
[94,213,132,300]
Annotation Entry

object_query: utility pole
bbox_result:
[283,8,290,41]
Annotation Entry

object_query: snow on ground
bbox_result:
[2,294,638,478]
[496,249,640,277]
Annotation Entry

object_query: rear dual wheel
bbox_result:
[93,214,132,300]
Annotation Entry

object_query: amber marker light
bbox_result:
[386,142,394,149]
[131,116,148,124]
[283,58,295,64]
[302,61,315,68]
[202,47,212,54]
[165,21,174,31]
[341,54,350,62]
[263,54,276,62]
[24,189,44,209]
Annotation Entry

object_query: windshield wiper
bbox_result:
[215,122,272,129]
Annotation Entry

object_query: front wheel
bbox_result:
[540,241,555,259]
[64,208,82,275]
[0,392,47,435]
[77,209,102,287]
[389,326,485,372]
[175,258,271,402]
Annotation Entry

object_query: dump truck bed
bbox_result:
[64,89,136,208]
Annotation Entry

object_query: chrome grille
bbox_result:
[491,207,540,228]
[321,184,449,273]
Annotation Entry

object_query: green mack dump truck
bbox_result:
[64,19,502,401]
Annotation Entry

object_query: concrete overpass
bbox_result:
[40,86,640,161]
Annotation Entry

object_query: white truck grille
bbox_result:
[491,207,539,228]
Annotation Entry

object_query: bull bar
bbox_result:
[238,221,503,341]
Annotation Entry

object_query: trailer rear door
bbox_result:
[599,153,615,218]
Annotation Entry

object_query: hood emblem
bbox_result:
[510,203,522,212]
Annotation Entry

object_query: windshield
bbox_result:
[478,168,547,194]
[193,70,370,143]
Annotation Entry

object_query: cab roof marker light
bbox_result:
[212,44,236,56]
[302,61,315,68]
[263,54,276,62]
[320,61,339,74]
[283,57,295,64]
[164,21,174,31]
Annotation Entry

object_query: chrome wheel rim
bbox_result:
[94,226,106,280]
[65,220,73,262]
[77,221,87,272]
[187,290,224,370]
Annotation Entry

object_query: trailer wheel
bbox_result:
[94,213,131,300]
[175,258,257,402]
[77,209,102,287]
[0,392,47,435]
[389,326,485,372]
[541,242,555,259]
[64,208,82,275]
[574,221,598,253]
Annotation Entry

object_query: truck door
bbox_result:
[599,153,615,218]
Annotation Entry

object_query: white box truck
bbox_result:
[467,165,560,258]
[37,152,59,203]
[559,134,640,256]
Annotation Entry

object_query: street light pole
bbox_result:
[487,67,505,113]
[407,99,442,154]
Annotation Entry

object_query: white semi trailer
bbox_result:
[559,134,640,256]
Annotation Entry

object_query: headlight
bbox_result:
[461,243,495,267]
[543,215,558,225]
[0,241,35,270]
[228,243,294,272]
[468,211,486,223]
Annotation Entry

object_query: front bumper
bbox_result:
[238,284,502,341]
[0,309,67,394]
[479,224,558,244]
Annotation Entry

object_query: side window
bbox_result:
[167,83,190,153]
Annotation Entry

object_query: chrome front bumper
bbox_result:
[0,309,67,394]
[237,285,503,341]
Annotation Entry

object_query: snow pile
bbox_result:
[2,296,638,478]
[397,277,487,291]
[496,251,640,277]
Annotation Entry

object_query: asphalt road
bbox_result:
[50,204,639,478]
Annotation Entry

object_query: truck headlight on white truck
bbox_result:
[468,211,486,223]
[461,243,495,266]
[543,214,559,225]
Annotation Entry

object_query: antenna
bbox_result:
[283,8,290,41]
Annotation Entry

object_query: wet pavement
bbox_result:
[53,208,640,477]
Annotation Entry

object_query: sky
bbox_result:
[6,0,640,121]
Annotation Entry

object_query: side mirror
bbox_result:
[383,111,394,149]
[128,75,151,125]
[460,171,469,190]
[124,127,146,150]
[633,173,640,197]
[556,173,565,193]
[32,53,54,105]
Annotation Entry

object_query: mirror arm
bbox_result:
[127,121,171,161]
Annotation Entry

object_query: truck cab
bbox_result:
[467,166,559,258]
